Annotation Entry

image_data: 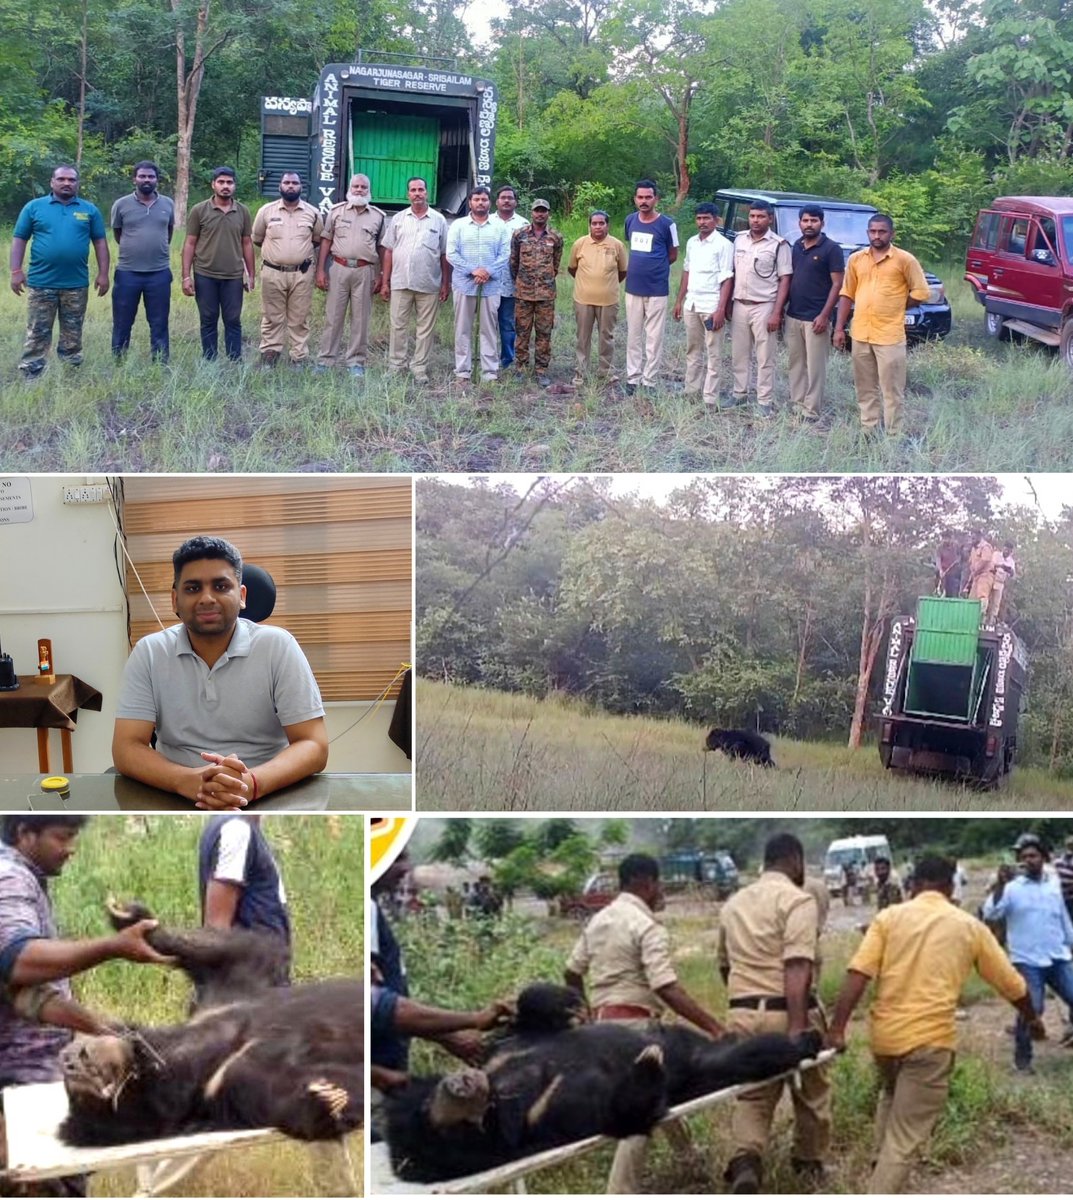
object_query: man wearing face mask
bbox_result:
[109,161,175,362]
[182,167,255,361]
[252,171,323,367]
[315,173,386,377]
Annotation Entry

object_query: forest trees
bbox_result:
[416,477,1073,773]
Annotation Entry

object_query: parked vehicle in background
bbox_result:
[659,850,740,898]
[965,196,1073,369]
[823,835,893,898]
[713,188,952,343]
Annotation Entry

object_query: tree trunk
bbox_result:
[792,607,813,703]
[76,0,88,169]
[171,0,212,230]
[848,612,884,749]
[675,109,690,206]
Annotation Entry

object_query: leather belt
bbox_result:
[333,255,376,268]
[595,1003,656,1021]
[729,994,818,1011]
[733,298,767,305]
[263,259,311,273]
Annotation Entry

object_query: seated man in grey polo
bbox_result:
[112,535,328,807]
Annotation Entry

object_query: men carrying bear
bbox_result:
[718,832,831,1193]
[564,853,725,1193]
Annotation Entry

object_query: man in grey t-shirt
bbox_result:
[112,535,328,808]
[110,160,175,361]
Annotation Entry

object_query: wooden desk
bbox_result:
[0,675,102,772]
[0,772,412,812]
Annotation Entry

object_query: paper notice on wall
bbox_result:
[0,478,33,525]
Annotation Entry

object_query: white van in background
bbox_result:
[823,835,893,898]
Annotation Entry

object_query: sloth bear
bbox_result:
[58,903,361,1147]
[384,983,822,1182]
[705,727,776,768]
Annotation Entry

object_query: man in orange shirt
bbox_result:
[826,855,1041,1193]
[833,214,930,435]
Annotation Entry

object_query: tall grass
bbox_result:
[415,679,1073,811]
[2,234,1071,471]
[42,814,363,1197]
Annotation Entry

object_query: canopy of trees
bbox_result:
[416,475,1073,774]
[5,0,1073,254]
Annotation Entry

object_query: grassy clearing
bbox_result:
[415,679,1073,811]
[395,895,1073,1193]
[46,814,363,1198]
[2,235,1071,471]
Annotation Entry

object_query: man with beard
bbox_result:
[252,171,323,367]
[111,535,327,806]
[623,179,678,394]
[11,165,109,379]
[981,834,1073,1070]
[0,815,170,1196]
[446,186,511,385]
[509,199,563,386]
[833,214,930,435]
[109,161,175,361]
[315,173,385,377]
[182,167,255,361]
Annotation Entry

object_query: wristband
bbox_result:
[249,771,259,803]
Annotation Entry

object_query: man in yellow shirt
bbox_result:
[826,856,1042,1193]
[833,214,930,435]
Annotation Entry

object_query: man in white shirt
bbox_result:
[988,541,1016,624]
[673,203,734,408]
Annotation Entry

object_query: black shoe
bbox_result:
[625,383,638,396]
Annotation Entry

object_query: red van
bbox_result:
[965,196,1073,368]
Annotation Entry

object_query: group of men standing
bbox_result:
[11,165,928,434]
[935,530,1017,623]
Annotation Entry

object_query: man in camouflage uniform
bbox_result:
[509,199,563,387]
[874,856,904,911]
[10,165,109,379]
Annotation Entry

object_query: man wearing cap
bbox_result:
[828,855,1040,1192]
[182,167,255,361]
[252,172,323,368]
[509,199,563,387]
[672,202,734,408]
[10,164,109,379]
[315,173,385,377]
[110,161,175,362]
[717,833,830,1193]
[380,176,450,387]
[981,834,1073,1069]
[564,853,724,1192]
[112,534,327,807]
[492,185,530,370]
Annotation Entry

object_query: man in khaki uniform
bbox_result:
[827,856,1039,1193]
[380,176,450,385]
[730,200,792,416]
[314,173,385,377]
[965,529,996,612]
[251,172,322,367]
[565,853,724,1194]
[717,833,830,1193]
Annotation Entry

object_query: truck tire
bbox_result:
[985,310,1009,341]
[1061,319,1073,370]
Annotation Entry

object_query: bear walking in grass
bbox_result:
[705,728,776,767]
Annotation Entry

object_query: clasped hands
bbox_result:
[194,750,254,810]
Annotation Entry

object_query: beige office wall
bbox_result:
[0,475,411,776]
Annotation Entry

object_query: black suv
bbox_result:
[713,188,953,343]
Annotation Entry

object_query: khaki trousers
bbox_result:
[851,339,907,432]
[727,1006,831,1164]
[683,308,724,401]
[453,292,501,378]
[731,301,778,405]
[318,263,375,367]
[785,315,831,416]
[624,293,668,386]
[971,572,995,610]
[575,302,618,380]
[868,1047,954,1193]
[260,267,314,361]
[987,580,1005,623]
[388,288,439,380]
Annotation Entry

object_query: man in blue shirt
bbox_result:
[624,178,678,394]
[981,833,1073,1072]
[446,186,511,385]
[10,165,109,379]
